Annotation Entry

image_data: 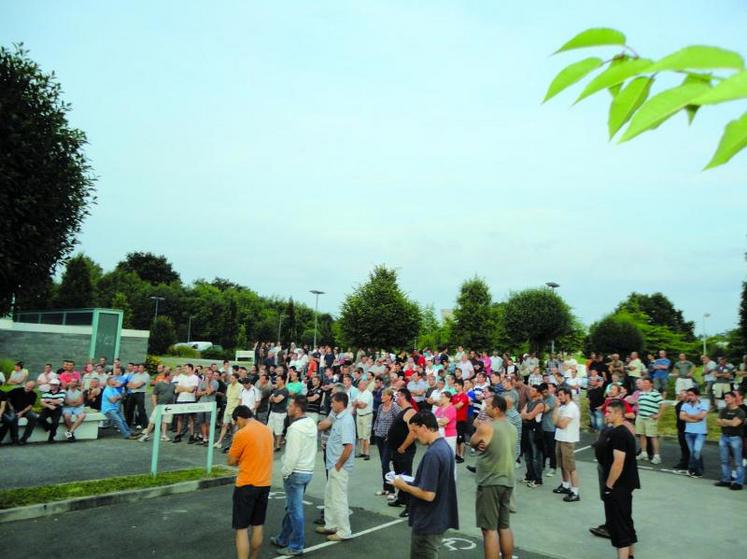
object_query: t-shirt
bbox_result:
[702,360,717,382]
[451,392,469,422]
[596,425,640,491]
[128,372,150,393]
[719,406,746,437]
[240,386,260,409]
[100,386,121,414]
[434,405,457,437]
[325,409,356,472]
[652,358,671,379]
[408,437,459,535]
[541,395,556,432]
[198,379,219,402]
[175,374,199,403]
[229,420,274,487]
[270,388,289,413]
[627,359,644,378]
[587,386,606,411]
[306,387,323,414]
[153,381,176,405]
[681,400,709,434]
[637,390,662,418]
[407,379,427,402]
[355,389,373,415]
[64,389,83,407]
[8,387,37,413]
[41,389,66,407]
[286,381,304,395]
[555,401,580,443]
[673,360,695,379]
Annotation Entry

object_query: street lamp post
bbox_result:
[150,296,165,321]
[187,315,195,343]
[546,282,560,354]
[310,290,325,349]
[702,313,711,355]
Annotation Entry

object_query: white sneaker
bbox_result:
[636,453,646,461]
[160,435,170,442]
[64,431,72,439]
[651,455,661,465]
[546,469,556,477]
[138,434,151,442]
[213,442,222,449]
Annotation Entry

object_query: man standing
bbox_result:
[101,376,138,439]
[635,378,663,465]
[269,375,290,451]
[672,353,695,394]
[471,395,516,559]
[393,411,459,559]
[271,395,317,555]
[651,350,671,400]
[596,400,640,559]
[551,387,581,502]
[680,387,709,478]
[126,363,150,429]
[715,391,745,490]
[388,388,418,516]
[173,364,199,444]
[353,377,374,460]
[316,392,355,541]
[227,405,274,559]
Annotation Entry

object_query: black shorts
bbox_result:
[456,421,468,443]
[232,485,270,529]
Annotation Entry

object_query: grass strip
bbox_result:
[0,466,233,510]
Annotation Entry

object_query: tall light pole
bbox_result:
[187,315,195,343]
[702,313,711,355]
[150,296,165,321]
[546,282,560,354]
[310,290,325,349]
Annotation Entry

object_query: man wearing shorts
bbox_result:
[268,375,289,451]
[551,387,581,502]
[138,370,175,442]
[227,405,273,559]
[635,378,663,464]
[353,377,374,460]
[62,379,86,442]
[471,395,516,559]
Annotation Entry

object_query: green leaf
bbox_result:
[555,28,626,53]
[648,46,744,72]
[685,105,699,124]
[608,77,654,138]
[691,70,747,105]
[576,58,653,102]
[704,111,747,169]
[681,74,711,125]
[543,57,604,102]
[619,82,711,142]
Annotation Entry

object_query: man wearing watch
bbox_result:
[596,399,640,559]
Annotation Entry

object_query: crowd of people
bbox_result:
[2,344,747,559]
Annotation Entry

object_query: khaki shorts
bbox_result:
[476,485,512,530]
[223,406,237,425]
[268,411,287,436]
[635,415,658,437]
[356,413,373,440]
[674,378,694,394]
[555,441,576,472]
[713,383,732,399]
[149,408,172,425]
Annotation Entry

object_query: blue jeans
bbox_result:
[719,435,744,484]
[277,472,313,552]
[105,409,132,438]
[524,430,544,483]
[685,432,705,476]
[590,410,604,432]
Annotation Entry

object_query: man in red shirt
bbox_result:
[58,360,81,389]
[451,379,470,463]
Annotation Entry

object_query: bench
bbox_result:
[18,409,106,443]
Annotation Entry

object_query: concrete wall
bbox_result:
[0,319,149,374]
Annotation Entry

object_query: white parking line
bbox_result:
[276,518,407,558]
[574,445,591,453]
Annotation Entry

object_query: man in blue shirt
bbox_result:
[679,387,709,478]
[393,410,459,559]
[101,377,136,439]
[316,392,355,541]
[652,350,672,400]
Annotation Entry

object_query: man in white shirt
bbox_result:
[353,378,373,460]
[174,364,199,443]
[240,379,261,413]
[551,387,581,502]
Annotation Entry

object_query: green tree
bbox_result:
[148,316,176,355]
[616,292,695,339]
[451,278,496,351]
[339,265,421,350]
[0,45,96,312]
[236,324,248,350]
[545,28,747,169]
[740,281,747,352]
[54,254,97,308]
[116,252,180,285]
[283,298,297,347]
[556,317,587,353]
[503,288,573,353]
[110,291,133,328]
[588,313,644,356]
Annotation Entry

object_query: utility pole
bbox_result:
[310,290,325,349]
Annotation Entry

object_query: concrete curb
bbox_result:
[0,475,234,524]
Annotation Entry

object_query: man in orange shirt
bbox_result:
[227,405,274,559]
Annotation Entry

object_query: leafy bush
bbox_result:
[589,313,644,356]
[0,358,15,375]
[148,316,176,355]
[167,345,200,358]
[144,355,161,375]
[201,346,230,360]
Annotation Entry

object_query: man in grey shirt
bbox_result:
[196,371,219,445]
[126,363,150,429]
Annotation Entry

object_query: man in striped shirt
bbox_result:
[38,379,66,443]
[635,378,663,464]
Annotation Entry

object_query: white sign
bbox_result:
[162,402,214,415]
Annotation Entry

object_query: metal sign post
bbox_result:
[150,401,217,476]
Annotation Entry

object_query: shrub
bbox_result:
[148,316,176,355]
[144,355,161,375]
[167,345,200,358]
[201,346,229,360]
[0,358,15,375]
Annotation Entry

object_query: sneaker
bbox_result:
[269,536,285,547]
[213,442,222,448]
[589,525,611,539]
[546,468,556,477]
[466,465,476,474]
[552,485,571,494]
[714,481,732,487]
[650,455,661,465]
[526,481,537,488]
[636,453,646,461]
[730,483,743,491]
[65,431,72,440]
[187,436,197,444]
[173,435,182,443]
[160,435,171,442]
[375,490,390,496]
[363,454,370,461]
[398,509,409,518]
[138,434,151,442]
[688,472,703,479]
[315,527,336,535]
[278,548,303,556]
[563,493,580,502]
[455,456,464,464]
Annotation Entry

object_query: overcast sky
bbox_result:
[3,1,746,334]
